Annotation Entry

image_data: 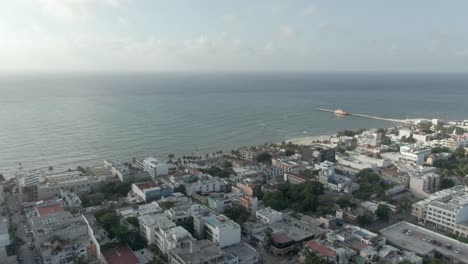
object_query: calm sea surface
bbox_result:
[1,72,467,178]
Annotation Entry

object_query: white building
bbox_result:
[194,211,241,248]
[143,157,169,177]
[138,213,193,254]
[412,185,468,237]
[335,153,390,173]
[183,174,222,196]
[317,161,359,193]
[36,172,107,200]
[358,131,382,147]
[409,172,440,198]
[256,207,283,224]
[399,145,432,166]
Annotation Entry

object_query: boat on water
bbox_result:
[334,109,349,116]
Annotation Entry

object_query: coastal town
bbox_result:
[1,117,468,264]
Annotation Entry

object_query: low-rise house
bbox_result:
[222,242,259,264]
[131,180,173,202]
[256,207,283,224]
[102,244,139,264]
[117,201,163,219]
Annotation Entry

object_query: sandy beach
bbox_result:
[287,134,336,145]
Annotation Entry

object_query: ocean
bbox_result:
[1,72,467,178]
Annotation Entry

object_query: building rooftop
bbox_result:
[36,202,64,217]
[306,240,336,257]
[223,243,258,263]
[102,245,139,264]
[381,221,468,262]
[171,240,224,263]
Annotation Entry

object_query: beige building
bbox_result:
[409,172,440,198]
[412,186,468,237]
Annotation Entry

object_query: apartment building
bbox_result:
[143,157,169,177]
[193,211,241,248]
[412,185,468,237]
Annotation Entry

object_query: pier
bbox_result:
[317,108,413,125]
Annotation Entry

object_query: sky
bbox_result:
[1,0,468,72]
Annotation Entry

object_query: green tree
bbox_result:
[358,214,373,226]
[255,152,272,164]
[336,198,352,209]
[454,146,466,158]
[174,184,186,195]
[168,153,175,159]
[158,201,175,210]
[285,149,295,156]
[440,178,455,190]
[223,203,250,225]
[127,217,139,228]
[0,173,5,182]
[376,204,391,222]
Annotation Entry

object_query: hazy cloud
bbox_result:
[35,0,131,20]
[279,25,296,39]
[303,4,318,16]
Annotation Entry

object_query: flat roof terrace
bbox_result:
[381,221,468,262]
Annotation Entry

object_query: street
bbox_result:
[6,192,41,264]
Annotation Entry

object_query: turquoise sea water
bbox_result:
[0,72,467,178]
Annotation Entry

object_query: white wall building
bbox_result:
[399,145,432,166]
[183,175,221,196]
[143,157,169,177]
[194,211,241,248]
[256,207,283,224]
[412,185,468,237]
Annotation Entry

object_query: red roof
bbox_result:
[306,241,336,257]
[134,181,159,190]
[102,245,139,264]
[36,203,64,217]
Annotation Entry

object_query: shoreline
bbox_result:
[286,134,336,145]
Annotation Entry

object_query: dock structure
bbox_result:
[317,108,413,125]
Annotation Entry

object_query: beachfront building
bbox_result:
[36,171,108,200]
[412,185,468,237]
[143,157,169,177]
[358,131,382,147]
[301,144,336,164]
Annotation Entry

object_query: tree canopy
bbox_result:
[352,169,389,200]
[440,178,455,190]
[376,204,391,222]
[255,152,272,164]
[223,203,250,225]
[263,181,324,212]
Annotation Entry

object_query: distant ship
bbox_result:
[334,109,349,116]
